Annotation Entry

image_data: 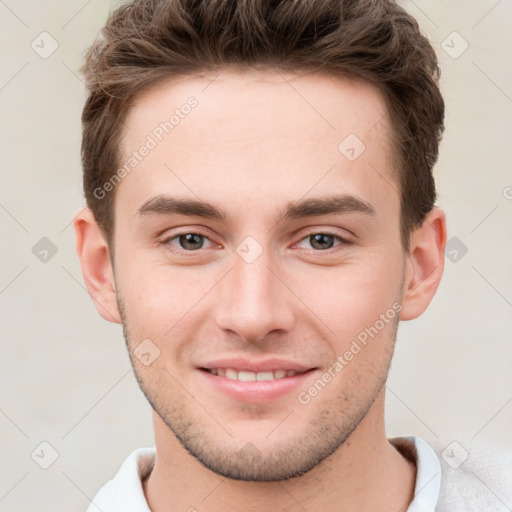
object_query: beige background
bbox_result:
[0,1,511,510]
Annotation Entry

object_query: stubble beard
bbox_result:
[117,295,399,482]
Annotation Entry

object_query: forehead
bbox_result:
[117,68,397,222]
[124,68,391,149]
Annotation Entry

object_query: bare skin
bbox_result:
[75,68,446,511]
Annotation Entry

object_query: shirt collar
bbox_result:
[88,436,441,511]
[390,436,442,512]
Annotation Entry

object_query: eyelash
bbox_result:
[159,229,354,256]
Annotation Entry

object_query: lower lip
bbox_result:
[198,369,318,403]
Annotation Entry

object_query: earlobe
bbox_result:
[400,208,447,321]
[73,208,122,324]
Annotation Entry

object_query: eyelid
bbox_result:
[294,229,353,250]
[159,228,217,252]
[158,227,354,254]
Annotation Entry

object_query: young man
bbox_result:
[73,0,502,510]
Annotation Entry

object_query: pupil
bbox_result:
[180,233,203,250]
[311,234,333,250]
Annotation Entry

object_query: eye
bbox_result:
[162,232,214,252]
[296,231,353,251]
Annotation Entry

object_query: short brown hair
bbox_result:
[81,0,444,251]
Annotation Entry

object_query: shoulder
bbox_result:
[430,438,512,512]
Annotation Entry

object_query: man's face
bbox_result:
[112,69,406,480]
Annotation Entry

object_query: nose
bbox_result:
[214,246,296,343]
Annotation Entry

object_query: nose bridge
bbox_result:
[214,241,294,342]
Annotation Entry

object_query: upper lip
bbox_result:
[198,358,316,373]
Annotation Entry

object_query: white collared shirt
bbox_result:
[86,436,444,511]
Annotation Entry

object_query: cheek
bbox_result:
[115,256,215,340]
[115,234,404,349]
[289,254,403,339]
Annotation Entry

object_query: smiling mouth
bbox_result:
[199,368,314,382]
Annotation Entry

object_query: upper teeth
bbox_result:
[209,368,298,381]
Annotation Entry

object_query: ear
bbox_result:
[400,207,447,321]
[73,208,121,324]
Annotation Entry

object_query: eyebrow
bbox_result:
[137,194,376,221]
[281,195,375,220]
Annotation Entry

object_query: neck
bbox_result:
[143,392,416,512]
